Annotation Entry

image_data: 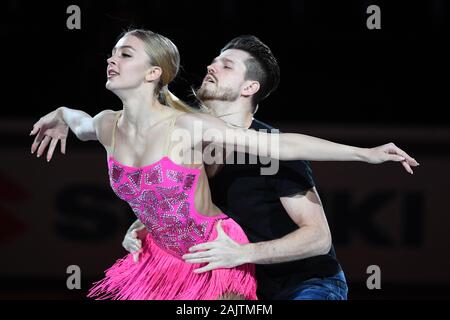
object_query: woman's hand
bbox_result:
[30,107,69,162]
[364,143,420,174]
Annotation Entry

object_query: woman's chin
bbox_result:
[105,81,116,91]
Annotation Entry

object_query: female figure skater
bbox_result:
[30,29,417,300]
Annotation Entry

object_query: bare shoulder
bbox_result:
[175,111,224,131]
[93,110,120,148]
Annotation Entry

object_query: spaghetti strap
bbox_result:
[163,112,183,157]
[111,111,122,157]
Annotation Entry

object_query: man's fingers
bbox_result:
[125,236,142,252]
[183,251,211,260]
[216,220,226,236]
[136,226,148,240]
[136,224,146,231]
[37,136,51,157]
[194,263,219,274]
[189,242,215,252]
[129,244,141,252]
[46,138,59,162]
[124,237,142,252]
[132,251,140,263]
[185,257,213,264]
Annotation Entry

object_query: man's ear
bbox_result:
[145,66,162,82]
[241,80,260,98]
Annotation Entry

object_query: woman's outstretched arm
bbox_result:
[178,112,419,174]
[30,107,110,161]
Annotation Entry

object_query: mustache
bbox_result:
[204,74,217,83]
[209,74,217,82]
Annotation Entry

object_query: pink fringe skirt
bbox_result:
[87,218,257,300]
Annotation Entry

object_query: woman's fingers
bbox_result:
[46,138,59,162]
[401,161,413,174]
[37,136,51,157]
[31,129,42,154]
[60,138,67,154]
[30,121,42,136]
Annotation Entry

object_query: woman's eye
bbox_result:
[122,53,132,58]
[224,66,232,69]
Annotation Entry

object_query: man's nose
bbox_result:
[207,65,216,74]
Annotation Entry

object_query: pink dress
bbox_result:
[87,112,257,300]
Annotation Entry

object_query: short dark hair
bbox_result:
[221,35,280,106]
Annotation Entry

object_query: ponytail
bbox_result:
[160,86,199,114]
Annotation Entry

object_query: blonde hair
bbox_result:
[124,29,197,113]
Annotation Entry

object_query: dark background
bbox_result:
[2,0,449,125]
[1,0,449,301]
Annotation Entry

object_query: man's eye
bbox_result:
[122,53,132,58]
[224,66,232,69]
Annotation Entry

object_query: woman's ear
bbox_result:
[145,66,162,82]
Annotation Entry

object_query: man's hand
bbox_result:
[30,108,69,162]
[122,223,147,263]
[182,220,248,273]
[365,143,420,174]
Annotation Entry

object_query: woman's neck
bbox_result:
[119,90,172,134]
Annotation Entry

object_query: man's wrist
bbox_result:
[241,243,256,264]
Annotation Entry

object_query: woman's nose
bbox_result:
[107,55,117,65]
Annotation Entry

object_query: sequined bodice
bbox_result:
[108,155,226,258]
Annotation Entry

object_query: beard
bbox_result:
[196,83,240,102]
